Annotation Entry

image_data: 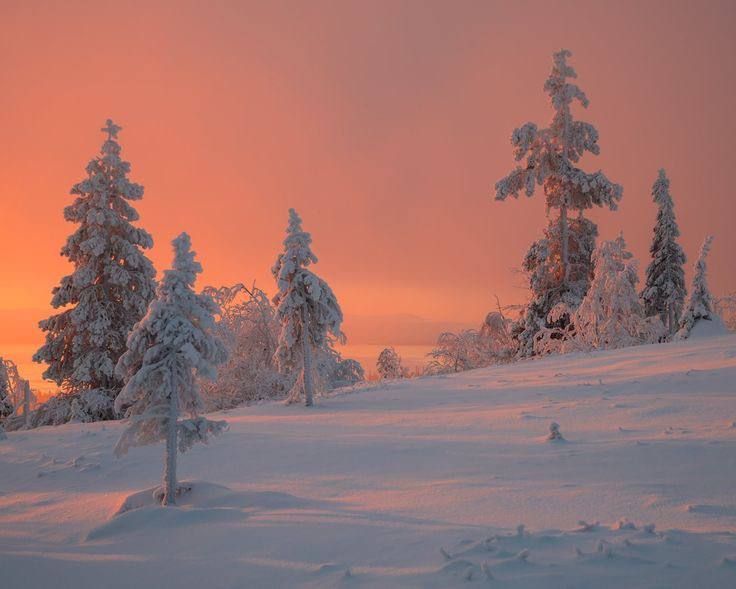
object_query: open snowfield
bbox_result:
[2,335,736,588]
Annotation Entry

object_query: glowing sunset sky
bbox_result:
[1,1,735,388]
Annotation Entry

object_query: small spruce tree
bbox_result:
[376,347,403,380]
[34,120,156,421]
[641,169,687,336]
[114,233,227,506]
[678,236,716,338]
[272,209,344,406]
[572,235,660,349]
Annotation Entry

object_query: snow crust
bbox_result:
[2,335,736,588]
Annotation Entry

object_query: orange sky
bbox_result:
[1,1,735,390]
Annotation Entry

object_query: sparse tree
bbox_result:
[495,50,622,353]
[426,330,484,374]
[200,284,284,409]
[678,236,716,338]
[272,209,344,406]
[34,120,156,422]
[641,170,687,336]
[114,234,227,506]
[376,347,404,380]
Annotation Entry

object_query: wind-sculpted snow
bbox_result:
[1,335,735,587]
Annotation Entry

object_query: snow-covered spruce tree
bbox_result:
[536,235,662,353]
[574,235,662,349]
[495,50,622,354]
[33,120,156,422]
[272,209,345,406]
[678,236,716,338]
[641,169,687,336]
[376,347,404,380]
[114,233,227,506]
[516,216,599,355]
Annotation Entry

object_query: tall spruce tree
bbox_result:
[641,169,687,336]
[495,50,622,355]
[272,209,344,406]
[678,236,716,338]
[34,120,156,420]
[114,233,227,506]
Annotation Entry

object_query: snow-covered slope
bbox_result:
[2,335,736,588]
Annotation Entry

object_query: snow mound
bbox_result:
[86,503,247,541]
[87,482,321,542]
[87,482,249,541]
[688,316,730,339]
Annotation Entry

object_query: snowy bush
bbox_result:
[114,233,227,506]
[426,310,517,374]
[478,310,517,362]
[315,343,365,390]
[425,330,486,374]
[0,360,38,430]
[33,120,156,424]
[199,284,285,409]
[715,293,736,332]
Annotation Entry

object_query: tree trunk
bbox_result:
[162,372,179,506]
[560,203,569,287]
[667,305,675,337]
[301,306,315,407]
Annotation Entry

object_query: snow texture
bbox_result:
[2,334,736,588]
